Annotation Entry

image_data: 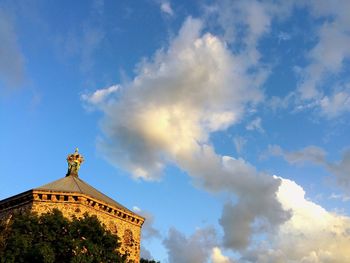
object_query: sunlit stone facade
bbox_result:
[0,150,144,262]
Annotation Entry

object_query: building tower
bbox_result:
[0,149,144,262]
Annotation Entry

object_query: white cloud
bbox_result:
[275,177,350,262]
[208,0,271,45]
[237,177,350,263]
[160,177,350,263]
[245,117,263,132]
[267,93,295,111]
[329,193,350,202]
[327,150,350,192]
[277,31,291,42]
[81,85,119,106]
[163,227,217,263]
[233,136,247,155]
[204,0,295,68]
[132,206,141,212]
[0,7,25,89]
[319,89,350,118]
[211,247,233,263]
[291,1,350,117]
[93,17,263,180]
[208,0,350,118]
[267,145,350,193]
[298,21,350,100]
[82,2,350,260]
[267,145,326,165]
[179,151,288,250]
[133,207,161,261]
[162,229,236,263]
[87,17,287,251]
[73,1,350,262]
[160,1,173,16]
[134,208,161,240]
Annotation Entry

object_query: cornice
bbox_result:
[0,190,145,227]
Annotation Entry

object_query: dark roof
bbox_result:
[35,175,132,213]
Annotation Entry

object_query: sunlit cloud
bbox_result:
[81,85,119,106]
[82,1,350,261]
[84,17,289,252]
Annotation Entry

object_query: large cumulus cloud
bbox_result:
[162,177,350,263]
[84,17,288,251]
[83,3,350,261]
[94,17,264,180]
[241,177,350,263]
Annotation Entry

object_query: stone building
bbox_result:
[0,149,144,262]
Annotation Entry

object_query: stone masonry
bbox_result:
[0,150,145,262]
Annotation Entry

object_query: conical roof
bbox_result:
[35,175,132,213]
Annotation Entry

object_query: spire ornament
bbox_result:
[66,148,84,177]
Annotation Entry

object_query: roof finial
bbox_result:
[66,148,84,177]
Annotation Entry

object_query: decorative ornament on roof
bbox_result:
[66,148,84,177]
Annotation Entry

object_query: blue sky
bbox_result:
[1,0,350,262]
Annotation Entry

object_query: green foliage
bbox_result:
[0,209,128,263]
[140,259,160,263]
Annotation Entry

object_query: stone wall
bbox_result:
[0,190,144,262]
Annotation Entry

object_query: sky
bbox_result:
[1,0,350,262]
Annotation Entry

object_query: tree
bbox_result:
[140,259,160,263]
[0,209,128,263]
